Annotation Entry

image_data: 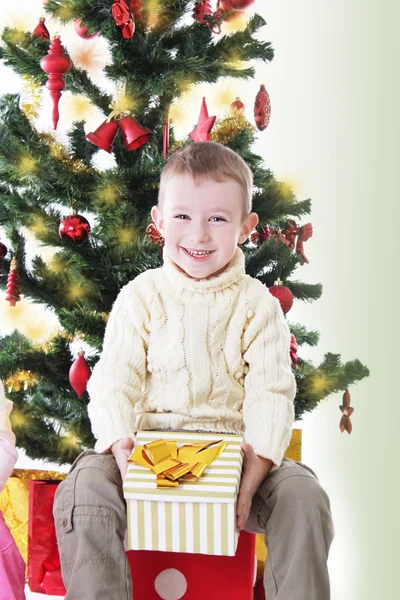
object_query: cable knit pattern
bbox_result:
[87,247,296,466]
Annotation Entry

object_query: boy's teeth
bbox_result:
[186,249,211,256]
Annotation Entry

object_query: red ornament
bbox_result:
[194,1,221,33]
[59,213,91,245]
[0,241,7,260]
[40,36,72,130]
[69,351,91,397]
[5,257,21,307]
[339,389,354,434]
[33,17,50,40]
[112,0,135,39]
[268,278,293,314]
[145,222,164,249]
[282,220,313,265]
[74,19,100,39]
[230,97,245,113]
[86,119,119,153]
[128,0,143,20]
[250,225,271,246]
[221,0,255,9]
[254,84,271,131]
[189,97,216,142]
[290,334,298,367]
[118,116,152,151]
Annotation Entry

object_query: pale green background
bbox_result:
[0,1,399,598]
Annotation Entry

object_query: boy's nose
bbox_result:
[189,224,211,243]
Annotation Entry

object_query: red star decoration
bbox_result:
[189,97,216,142]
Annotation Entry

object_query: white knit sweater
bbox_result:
[87,246,296,466]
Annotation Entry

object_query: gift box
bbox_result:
[127,530,256,600]
[0,475,29,568]
[28,480,66,595]
[123,431,243,556]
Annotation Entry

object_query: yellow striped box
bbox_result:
[123,431,243,556]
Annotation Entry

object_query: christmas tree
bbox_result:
[0,0,369,465]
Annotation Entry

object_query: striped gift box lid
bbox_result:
[124,431,243,504]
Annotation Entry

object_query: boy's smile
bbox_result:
[151,174,258,280]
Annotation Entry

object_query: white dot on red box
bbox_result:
[154,568,188,600]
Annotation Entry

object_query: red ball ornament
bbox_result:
[230,97,245,113]
[74,19,100,39]
[40,36,72,130]
[5,257,21,307]
[254,84,271,131]
[0,241,7,260]
[221,0,255,8]
[268,278,294,314]
[69,351,91,397]
[59,213,91,245]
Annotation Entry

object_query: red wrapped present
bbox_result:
[127,530,256,599]
[27,480,66,595]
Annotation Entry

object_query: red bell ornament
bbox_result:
[86,119,119,153]
[74,19,100,39]
[118,116,152,151]
[5,257,21,307]
[59,213,91,245]
[69,351,91,398]
[40,36,72,130]
[254,84,271,131]
[33,17,50,40]
[268,278,294,314]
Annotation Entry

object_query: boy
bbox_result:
[54,142,333,600]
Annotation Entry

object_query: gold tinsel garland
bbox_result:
[19,75,42,120]
[38,133,93,175]
[210,111,255,145]
[4,370,39,393]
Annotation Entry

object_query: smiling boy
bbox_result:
[54,142,334,600]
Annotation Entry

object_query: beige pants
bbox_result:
[54,451,334,600]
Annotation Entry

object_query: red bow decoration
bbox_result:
[193,1,222,34]
[339,389,354,434]
[145,222,164,250]
[289,334,298,368]
[112,0,135,38]
[281,220,313,265]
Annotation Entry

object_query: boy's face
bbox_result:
[151,174,259,280]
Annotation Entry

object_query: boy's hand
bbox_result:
[237,441,273,530]
[111,437,134,481]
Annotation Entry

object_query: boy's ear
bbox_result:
[238,212,259,244]
[151,205,165,237]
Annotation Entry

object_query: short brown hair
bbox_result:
[158,142,253,221]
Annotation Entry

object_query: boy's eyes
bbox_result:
[174,215,226,222]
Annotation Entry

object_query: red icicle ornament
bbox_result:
[290,334,298,367]
[5,257,21,307]
[268,278,294,314]
[69,351,91,398]
[33,17,50,40]
[254,84,271,131]
[40,36,72,130]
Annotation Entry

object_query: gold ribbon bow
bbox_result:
[107,80,132,122]
[128,438,227,488]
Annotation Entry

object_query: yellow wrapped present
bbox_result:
[123,431,243,556]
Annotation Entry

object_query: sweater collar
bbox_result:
[162,246,246,293]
